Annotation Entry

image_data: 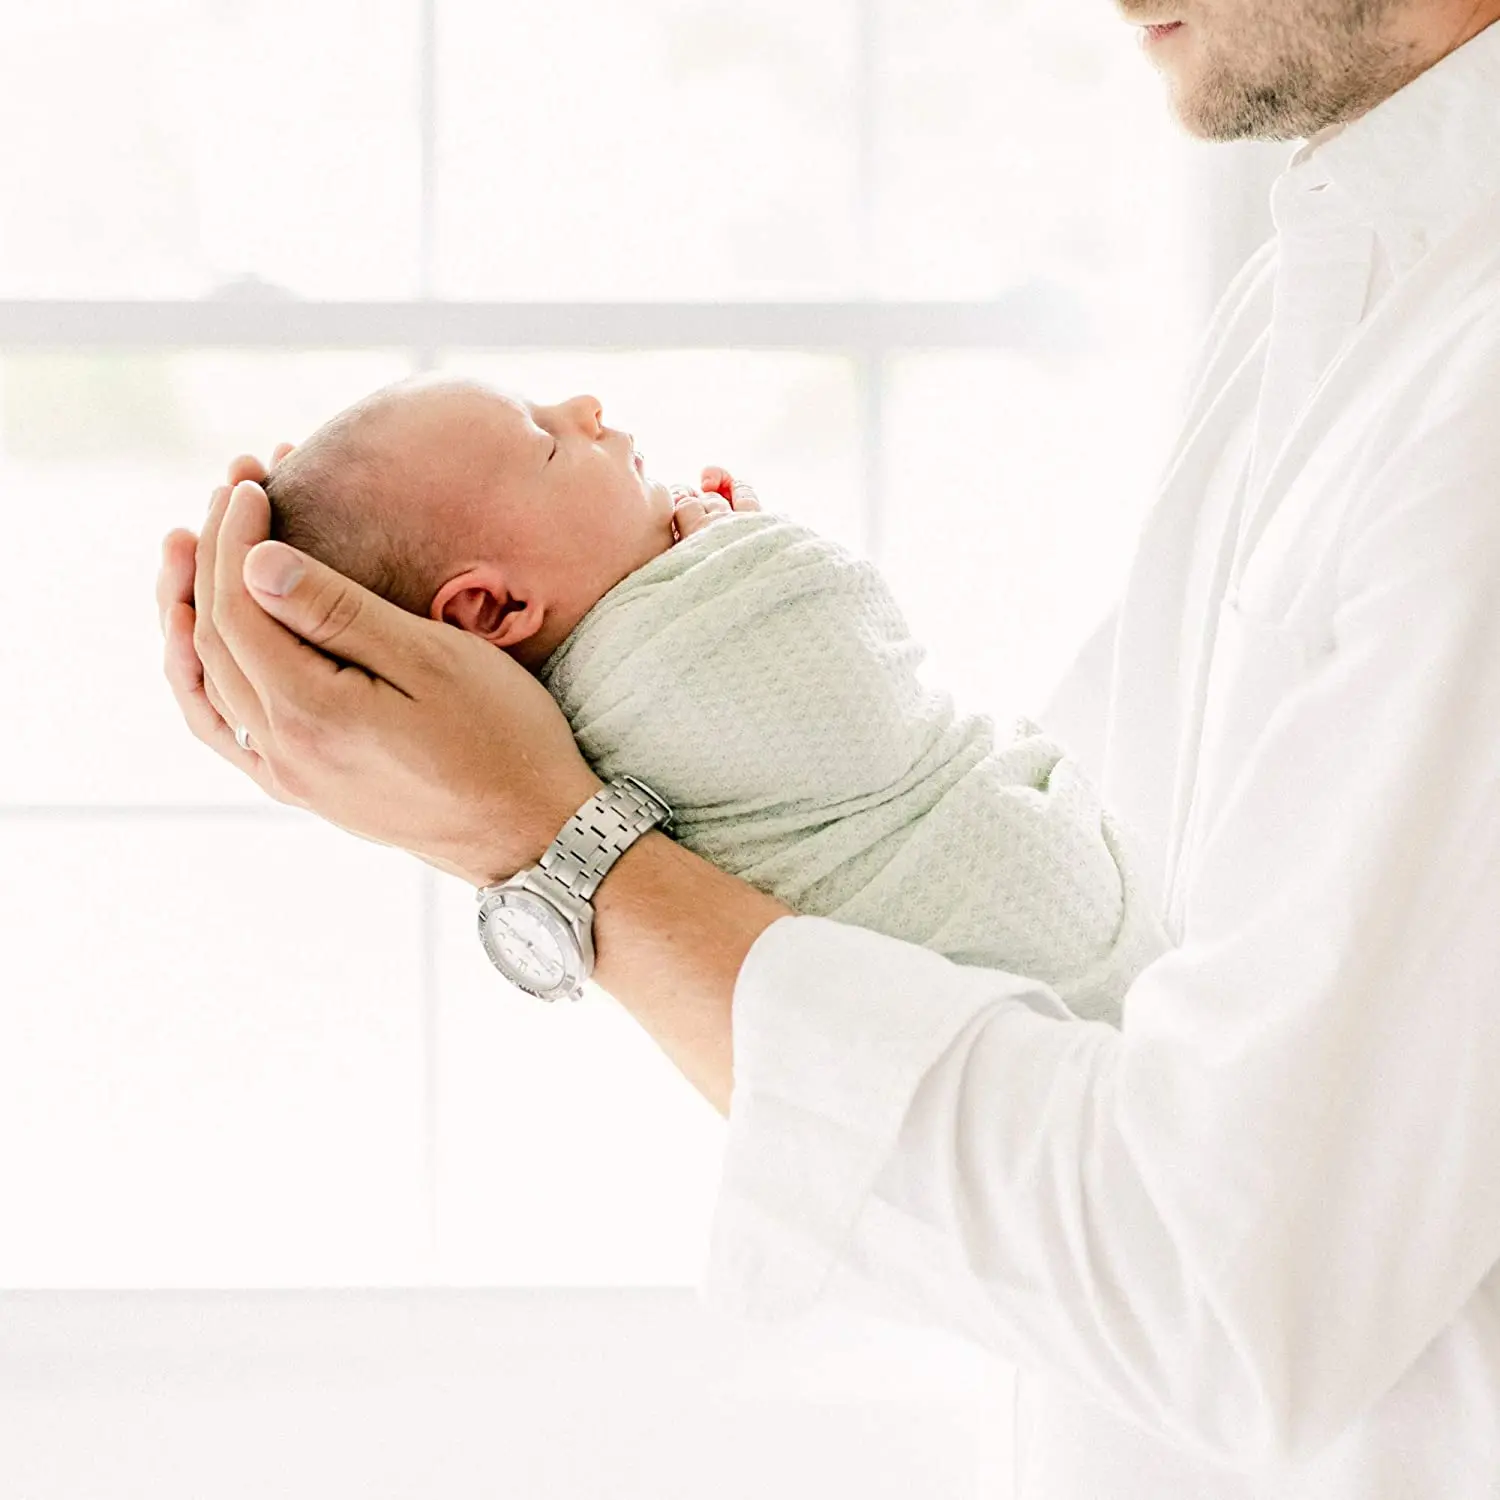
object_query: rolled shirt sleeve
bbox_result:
[699,371,1500,1467]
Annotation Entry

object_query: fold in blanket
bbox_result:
[540,512,1170,1025]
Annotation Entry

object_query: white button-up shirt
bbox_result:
[698,20,1500,1497]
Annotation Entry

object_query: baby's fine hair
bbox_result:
[263,385,443,618]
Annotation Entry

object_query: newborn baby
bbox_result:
[265,375,1169,1026]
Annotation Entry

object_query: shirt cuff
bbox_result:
[698,913,1072,1324]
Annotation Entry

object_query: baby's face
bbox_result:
[370,377,678,659]
[414,378,673,578]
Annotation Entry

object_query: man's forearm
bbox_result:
[590,831,794,1117]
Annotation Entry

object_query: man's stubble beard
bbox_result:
[1169,0,1424,141]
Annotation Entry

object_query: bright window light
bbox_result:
[0,0,1200,1288]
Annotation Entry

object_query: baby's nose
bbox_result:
[568,393,603,430]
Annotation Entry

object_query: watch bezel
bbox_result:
[477,884,592,1002]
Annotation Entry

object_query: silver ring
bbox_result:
[234,723,253,752]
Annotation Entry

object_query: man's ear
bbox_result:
[430,565,544,651]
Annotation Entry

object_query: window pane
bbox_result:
[0,1,420,298]
[430,885,723,1286]
[879,347,1180,726]
[0,350,412,806]
[874,0,1196,301]
[0,817,428,1286]
[436,1,859,299]
[438,351,865,550]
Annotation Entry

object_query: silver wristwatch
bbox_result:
[475,775,675,1003]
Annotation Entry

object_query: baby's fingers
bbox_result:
[670,486,733,541]
[700,465,733,499]
[728,477,761,513]
[697,468,761,514]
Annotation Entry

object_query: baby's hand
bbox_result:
[671,467,762,542]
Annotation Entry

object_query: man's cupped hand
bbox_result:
[155,451,602,888]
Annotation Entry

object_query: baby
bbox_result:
[265,375,1169,1026]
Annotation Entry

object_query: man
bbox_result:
[157,1,1500,1492]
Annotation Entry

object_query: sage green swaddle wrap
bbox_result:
[539,512,1169,1026]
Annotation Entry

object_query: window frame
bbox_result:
[0,0,1244,1284]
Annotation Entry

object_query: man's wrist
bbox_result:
[589,830,794,1118]
[471,770,606,890]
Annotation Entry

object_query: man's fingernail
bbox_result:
[245,541,303,596]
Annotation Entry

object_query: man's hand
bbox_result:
[159,447,303,808]
[671,466,761,541]
[156,456,601,887]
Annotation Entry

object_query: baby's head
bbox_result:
[265,375,677,670]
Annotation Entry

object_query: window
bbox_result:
[0,0,1202,1287]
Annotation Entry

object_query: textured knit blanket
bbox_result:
[539,512,1169,1026]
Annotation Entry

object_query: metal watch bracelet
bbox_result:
[534,775,675,903]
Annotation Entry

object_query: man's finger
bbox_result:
[201,661,236,730]
[162,521,240,739]
[271,442,296,464]
[157,528,198,634]
[197,482,270,744]
[192,489,228,651]
[163,598,284,794]
[227,453,270,486]
[218,483,442,709]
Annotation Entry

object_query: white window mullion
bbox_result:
[419,0,438,305]
[420,864,442,1265]
[854,0,879,301]
[858,352,886,564]
[418,0,442,1272]
[854,0,886,566]
[417,0,439,369]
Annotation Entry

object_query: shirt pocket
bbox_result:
[1167,594,1327,937]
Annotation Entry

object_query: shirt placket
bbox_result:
[1245,187,1377,517]
[1162,193,1375,933]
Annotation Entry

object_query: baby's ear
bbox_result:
[430,568,542,650]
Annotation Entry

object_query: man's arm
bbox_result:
[699,373,1500,1465]
[159,395,1500,1467]
[590,831,792,1118]
[157,470,796,1123]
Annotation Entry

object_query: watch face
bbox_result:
[478,889,585,1000]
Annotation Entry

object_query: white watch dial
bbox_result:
[479,889,585,998]
[498,907,566,986]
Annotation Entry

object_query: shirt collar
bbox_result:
[1270,18,1500,275]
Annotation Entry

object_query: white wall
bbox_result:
[0,19,1293,1500]
[0,1290,1016,1500]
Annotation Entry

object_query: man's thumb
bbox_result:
[244,540,304,597]
[243,538,405,667]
